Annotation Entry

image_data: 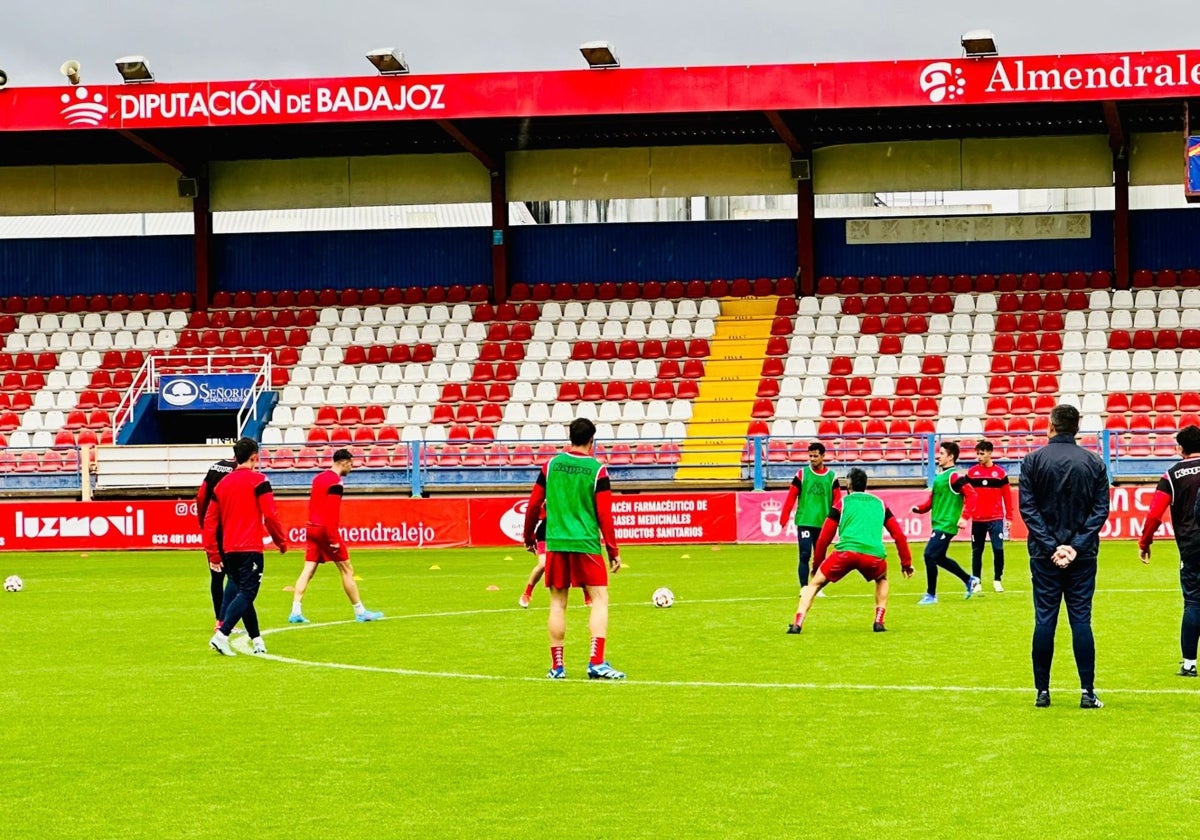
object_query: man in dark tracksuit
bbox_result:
[196,454,236,633]
[1018,404,1110,709]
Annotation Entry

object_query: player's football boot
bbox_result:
[1080,692,1104,709]
[917,594,938,605]
[518,594,531,608]
[546,666,566,680]
[786,623,803,634]
[209,632,236,657]
[966,576,981,599]
[993,580,1005,593]
[872,621,886,633]
[1035,690,1051,708]
[1178,663,1197,677]
[251,638,267,655]
[587,662,626,680]
[356,609,385,622]
[288,613,309,624]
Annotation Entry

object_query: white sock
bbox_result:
[252,636,264,647]
[1185,659,1196,669]
[291,600,303,615]
[353,602,366,616]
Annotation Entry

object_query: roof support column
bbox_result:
[765,111,811,297]
[490,167,510,304]
[1112,150,1130,291]
[795,159,815,298]
[1103,101,1130,290]
[193,167,214,311]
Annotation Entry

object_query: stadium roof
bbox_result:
[0,48,1196,166]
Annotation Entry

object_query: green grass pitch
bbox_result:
[2,540,1195,839]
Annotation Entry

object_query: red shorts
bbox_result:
[544,551,607,589]
[305,525,349,564]
[819,550,887,583]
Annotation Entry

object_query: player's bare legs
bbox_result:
[335,560,363,604]
[547,586,570,677]
[288,561,320,623]
[520,555,546,608]
[790,571,829,633]
[873,576,890,632]
[586,585,609,639]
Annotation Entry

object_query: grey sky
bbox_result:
[1,0,1193,87]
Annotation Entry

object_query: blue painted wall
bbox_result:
[509,221,796,283]
[2,207,1199,299]
[214,228,491,291]
[0,236,192,296]
[1130,207,1200,270]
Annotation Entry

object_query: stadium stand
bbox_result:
[2,266,1199,482]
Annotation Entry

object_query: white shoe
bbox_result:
[251,638,267,655]
[518,595,530,609]
[971,579,983,594]
[993,580,1005,593]
[209,632,236,657]
[815,590,826,598]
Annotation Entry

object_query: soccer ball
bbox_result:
[4,575,22,592]
[652,587,674,608]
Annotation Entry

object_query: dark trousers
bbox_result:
[1031,556,1096,692]
[209,567,237,621]
[971,520,1005,581]
[1181,555,1200,660]
[924,530,972,596]
[219,552,264,638]
[796,527,818,587]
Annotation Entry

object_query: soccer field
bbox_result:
[2,540,1194,839]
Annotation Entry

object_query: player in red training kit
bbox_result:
[791,468,913,634]
[518,508,592,609]
[288,449,383,624]
[966,440,1014,593]
[205,438,288,656]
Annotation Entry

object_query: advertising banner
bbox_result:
[158,374,257,412]
[466,493,738,548]
[6,50,1200,132]
[0,497,468,551]
[735,486,1173,545]
[0,487,1173,551]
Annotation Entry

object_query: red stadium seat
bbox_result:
[986,397,1009,416]
[463,383,488,403]
[988,375,1012,395]
[915,397,939,417]
[891,397,915,418]
[991,355,1013,374]
[581,382,605,401]
[757,379,780,398]
[1130,393,1154,414]
[895,376,918,397]
[821,398,844,418]
[1035,374,1058,394]
[1010,395,1034,416]
[664,339,687,360]
[658,360,681,380]
[1154,393,1179,414]
[830,356,853,376]
[868,397,891,418]
[1106,394,1130,414]
[642,340,665,360]
[652,381,677,400]
[606,381,629,401]
[630,381,653,401]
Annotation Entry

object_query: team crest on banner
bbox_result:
[759,498,783,538]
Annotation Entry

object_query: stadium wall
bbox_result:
[0,235,192,296]
[214,227,492,291]
[3,209,1199,295]
[1129,208,1200,270]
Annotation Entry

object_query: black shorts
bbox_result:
[535,520,546,542]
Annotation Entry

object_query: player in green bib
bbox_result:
[779,442,843,590]
[523,418,623,680]
[789,468,914,634]
[911,441,980,604]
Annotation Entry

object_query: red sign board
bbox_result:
[0,487,1170,552]
[0,497,468,551]
[4,50,1200,132]
[466,492,739,547]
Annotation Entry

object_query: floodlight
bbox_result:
[961,30,998,58]
[366,48,410,76]
[115,55,154,83]
[580,41,620,69]
[61,60,81,86]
